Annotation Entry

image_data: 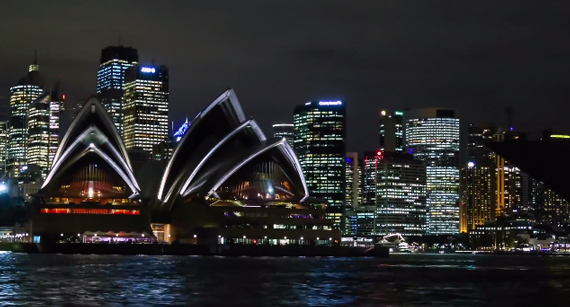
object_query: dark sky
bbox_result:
[1,1,569,152]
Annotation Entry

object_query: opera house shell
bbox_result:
[30,89,339,245]
[30,98,152,243]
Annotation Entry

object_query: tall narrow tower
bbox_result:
[96,46,138,134]
[406,108,460,234]
[8,52,44,177]
[294,101,346,231]
[123,64,169,154]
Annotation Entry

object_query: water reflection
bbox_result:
[1,253,570,306]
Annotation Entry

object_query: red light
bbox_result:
[62,94,66,100]
[376,150,383,159]
[253,240,257,244]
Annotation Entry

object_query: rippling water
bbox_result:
[2,252,570,306]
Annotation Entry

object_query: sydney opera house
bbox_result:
[27,89,340,245]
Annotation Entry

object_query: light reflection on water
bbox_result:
[1,253,570,306]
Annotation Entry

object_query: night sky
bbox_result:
[1,1,569,152]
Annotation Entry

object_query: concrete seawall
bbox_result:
[0,243,389,257]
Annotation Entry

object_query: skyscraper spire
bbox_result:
[29,49,39,72]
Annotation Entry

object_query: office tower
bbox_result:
[294,100,346,230]
[26,94,50,176]
[96,45,138,134]
[379,110,404,151]
[460,123,496,232]
[345,152,359,210]
[534,181,570,225]
[123,64,169,153]
[356,205,376,238]
[26,84,64,178]
[406,108,460,234]
[47,85,64,168]
[361,151,380,206]
[8,53,44,177]
[0,120,7,175]
[376,151,427,236]
[272,123,294,145]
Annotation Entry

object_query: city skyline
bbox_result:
[1,1,569,153]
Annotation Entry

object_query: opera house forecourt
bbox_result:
[24,89,342,249]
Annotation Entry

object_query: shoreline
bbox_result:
[0,242,389,257]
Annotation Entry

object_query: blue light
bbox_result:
[173,118,191,142]
[346,157,352,164]
[408,148,413,154]
[141,67,156,73]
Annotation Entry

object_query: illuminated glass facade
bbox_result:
[379,110,404,152]
[376,152,427,236]
[96,46,138,134]
[345,152,359,210]
[8,58,44,177]
[26,86,64,178]
[460,123,497,232]
[406,108,460,234]
[294,101,346,230]
[123,65,169,153]
[272,123,294,145]
[361,151,381,206]
[27,95,50,176]
[0,120,7,174]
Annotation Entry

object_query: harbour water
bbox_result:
[1,252,569,306]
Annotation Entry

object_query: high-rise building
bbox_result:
[123,64,169,154]
[460,123,497,232]
[379,110,404,152]
[345,152,360,210]
[0,120,8,175]
[26,84,64,178]
[406,108,460,234]
[48,85,64,169]
[272,123,294,145]
[26,94,50,175]
[361,151,381,206]
[8,54,44,177]
[294,100,346,230]
[96,46,138,134]
[376,151,427,236]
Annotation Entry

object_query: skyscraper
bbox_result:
[26,84,64,178]
[460,123,497,232]
[272,123,294,145]
[48,85,65,169]
[406,108,460,234]
[345,152,360,210]
[294,100,346,230]
[8,53,44,177]
[26,94,50,176]
[96,46,138,134]
[0,120,8,175]
[376,151,427,236]
[379,110,404,152]
[361,151,380,206]
[123,64,169,153]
